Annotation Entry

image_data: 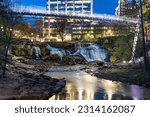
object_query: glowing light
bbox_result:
[108,30,112,33]
[123,61,126,64]
[129,60,133,64]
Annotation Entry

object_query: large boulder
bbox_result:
[63,55,85,65]
[42,54,61,62]
[12,45,31,58]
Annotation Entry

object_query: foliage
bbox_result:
[14,22,30,37]
[122,0,139,18]
[0,0,22,78]
[132,69,150,84]
[143,0,150,41]
[55,19,67,42]
[30,20,43,38]
[101,34,134,62]
[110,55,117,63]
[11,45,31,57]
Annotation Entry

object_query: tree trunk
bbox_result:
[2,29,12,78]
[59,32,64,42]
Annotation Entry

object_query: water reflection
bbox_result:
[45,66,150,100]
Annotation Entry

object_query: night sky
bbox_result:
[19,0,118,15]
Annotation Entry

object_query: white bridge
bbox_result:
[10,6,140,25]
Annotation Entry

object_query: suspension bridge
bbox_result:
[9,6,140,25]
[2,0,141,62]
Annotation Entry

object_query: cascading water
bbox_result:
[46,44,69,60]
[31,46,41,59]
[45,43,108,62]
[73,43,108,62]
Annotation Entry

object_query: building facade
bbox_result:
[46,0,93,15]
[115,0,138,17]
[43,0,93,41]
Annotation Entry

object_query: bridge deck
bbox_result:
[8,6,140,25]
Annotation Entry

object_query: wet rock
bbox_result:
[40,74,52,80]
[42,54,61,62]
[52,86,62,93]
[42,55,50,61]
[56,79,66,87]
[97,61,104,66]
[103,64,109,68]
[63,55,85,65]
[51,78,59,82]
[6,64,14,71]
[87,61,99,67]
[23,78,37,83]
[23,73,34,78]
[19,70,27,75]
[18,72,66,100]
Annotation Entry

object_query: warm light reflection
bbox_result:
[47,66,150,100]
[48,66,97,100]
[99,80,121,100]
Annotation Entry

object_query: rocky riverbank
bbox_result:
[83,62,150,87]
[0,57,66,100]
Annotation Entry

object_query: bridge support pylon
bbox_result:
[130,22,140,63]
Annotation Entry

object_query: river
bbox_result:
[45,65,150,100]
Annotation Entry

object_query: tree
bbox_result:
[0,0,22,78]
[14,22,30,38]
[106,34,134,61]
[55,19,67,42]
[143,0,150,41]
[120,0,139,18]
[30,19,43,38]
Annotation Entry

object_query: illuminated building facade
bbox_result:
[46,0,93,15]
[115,0,138,17]
[43,0,93,41]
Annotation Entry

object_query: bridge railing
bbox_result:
[10,5,140,25]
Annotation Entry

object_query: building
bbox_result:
[115,0,138,17]
[43,0,93,41]
[46,0,93,15]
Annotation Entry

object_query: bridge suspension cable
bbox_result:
[9,7,139,25]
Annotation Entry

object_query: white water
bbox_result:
[46,44,68,60]
[46,43,108,62]
[73,43,108,62]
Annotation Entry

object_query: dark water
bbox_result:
[45,65,150,100]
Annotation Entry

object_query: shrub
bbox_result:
[110,55,117,63]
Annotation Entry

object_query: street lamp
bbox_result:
[139,0,148,71]
[1,26,3,29]
[10,28,12,32]
[1,26,4,32]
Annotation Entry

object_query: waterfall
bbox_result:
[74,42,82,52]
[46,44,68,60]
[45,43,108,62]
[73,43,108,62]
[31,46,41,59]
